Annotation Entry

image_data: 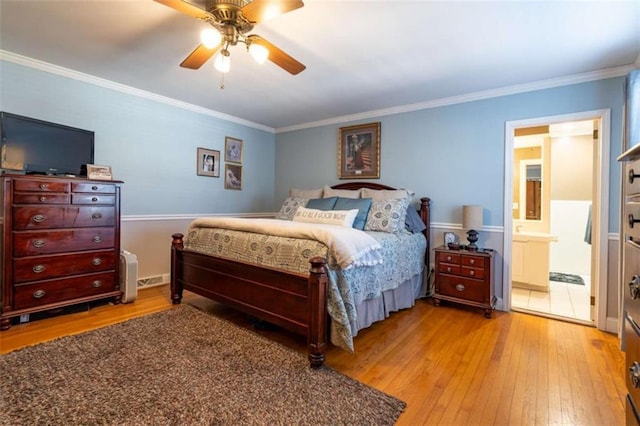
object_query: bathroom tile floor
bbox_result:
[511,275,592,324]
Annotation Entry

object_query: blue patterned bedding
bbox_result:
[184,225,426,351]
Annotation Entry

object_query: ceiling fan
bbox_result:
[154,0,306,75]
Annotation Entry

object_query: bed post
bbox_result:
[171,233,184,305]
[308,257,328,368]
[420,197,432,265]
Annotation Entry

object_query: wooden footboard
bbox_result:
[171,233,328,368]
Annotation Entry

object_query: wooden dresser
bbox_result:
[433,245,495,318]
[619,145,640,425]
[0,174,122,330]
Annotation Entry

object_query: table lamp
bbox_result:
[463,205,483,250]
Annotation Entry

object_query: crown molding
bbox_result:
[0,50,275,133]
[276,64,636,134]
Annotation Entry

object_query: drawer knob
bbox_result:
[91,280,102,288]
[91,213,102,220]
[32,264,45,273]
[32,214,46,223]
[455,284,465,292]
[469,270,475,276]
[629,168,640,184]
[91,197,99,202]
[630,362,640,388]
[32,239,46,248]
[39,184,48,190]
[32,289,46,299]
[92,185,98,191]
[446,256,452,261]
[446,267,451,273]
[39,196,47,202]
[629,214,640,229]
[629,275,640,300]
[469,259,475,265]
[92,257,102,266]
[92,235,102,243]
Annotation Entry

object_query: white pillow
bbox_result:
[292,207,359,227]
[289,187,323,199]
[323,185,361,199]
[361,188,411,201]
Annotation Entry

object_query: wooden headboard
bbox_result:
[331,182,432,264]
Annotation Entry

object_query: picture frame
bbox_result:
[224,136,243,163]
[338,122,381,179]
[224,163,242,190]
[86,164,113,180]
[444,232,459,246]
[197,147,220,177]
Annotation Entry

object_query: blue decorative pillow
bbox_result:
[333,197,372,230]
[305,196,338,211]
[405,205,427,233]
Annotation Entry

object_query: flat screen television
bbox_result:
[0,112,95,176]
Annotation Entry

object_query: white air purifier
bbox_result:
[119,250,138,303]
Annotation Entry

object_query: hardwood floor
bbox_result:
[0,285,625,425]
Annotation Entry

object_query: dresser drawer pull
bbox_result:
[455,284,465,292]
[39,183,48,190]
[91,197,99,202]
[92,235,102,243]
[32,289,46,299]
[629,214,640,229]
[469,259,475,265]
[629,169,640,184]
[32,214,46,223]
[32,239,46,248]
[469,270,475,276]
[630,362,640,388]
[92,257,102,266]
[629,275,640,300]
[32,264,46,273]
[446,255,452,262]
[91,280,102,288]
[39,196,47,202]
[92,185,98,191]
[91,213,102,220]
[446,267,452,273]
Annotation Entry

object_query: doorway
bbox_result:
[502,110,610,329]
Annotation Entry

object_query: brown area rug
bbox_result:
[0,305,406,425]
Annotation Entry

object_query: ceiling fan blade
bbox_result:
[250,35,306,75]
[180,44,219,69]
[241,0,304,23]
[154,0,212,20]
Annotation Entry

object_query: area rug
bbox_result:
[0,305,405,425]
[549,271,585,285]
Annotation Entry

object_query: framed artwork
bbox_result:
[224,163,242,190]
[224,136,243,163]
[86,164,113,180]
[338,122,381,179]
[197,147,220,177]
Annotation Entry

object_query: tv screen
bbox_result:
[0,112,95,176]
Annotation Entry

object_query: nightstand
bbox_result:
[433,245,496,318]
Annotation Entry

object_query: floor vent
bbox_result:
[137,274,167,289]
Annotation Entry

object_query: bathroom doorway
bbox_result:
[503,110,610,329]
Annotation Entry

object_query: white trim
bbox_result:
[276,65,633,133]
[0,50,274,133]
[121,212,274,222]
[503,109,611,330]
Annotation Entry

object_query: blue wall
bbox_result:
[0,60,276,215]
[275,77,625,231]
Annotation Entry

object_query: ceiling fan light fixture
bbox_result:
[249,43,269,64]
[201,28,222,49]
[214,50,231,73]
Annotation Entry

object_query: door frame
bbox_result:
[502,109,610,330]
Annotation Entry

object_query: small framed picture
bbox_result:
[197,147,220,177]
[86,164,113,180]
[224,164,242,190]
[444,232,459,246]
[224,137,243,163]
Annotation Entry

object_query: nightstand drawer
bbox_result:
[461,266,485,279]
[436,275,485,303]
[438,263,461,275]
[436,251,461,265]
[461,255,484,269]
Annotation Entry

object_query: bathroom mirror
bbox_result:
[524,164,542,220]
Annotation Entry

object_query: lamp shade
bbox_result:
[463,205,483,230]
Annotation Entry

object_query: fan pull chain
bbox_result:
[219,72,225,90]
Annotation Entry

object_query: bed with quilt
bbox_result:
[170,182,431,367]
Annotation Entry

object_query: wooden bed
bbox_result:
[170,182,431,367]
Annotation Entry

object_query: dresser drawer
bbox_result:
[12,206,115,230]
[71,194,116,205]
[72,182,116,194]
[13,179,69,193]
[436,274,485,303]
[436,251,461,265]
[13,227,115,256]
[438,263,461,275]
[13,250,116,283]
[627,202,640,244]
[626,319,640,411]
[625,241,640,328]
[13,192,70,205]
[461,255,484,269]
[461,266,485,279]
[628,160,640,196]
[13,272,117,310]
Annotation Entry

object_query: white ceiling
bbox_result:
[1,0,639,131]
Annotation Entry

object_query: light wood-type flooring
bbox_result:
[0,285,625,425]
